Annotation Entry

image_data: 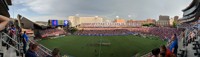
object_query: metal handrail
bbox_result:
[0,32,21,52]
[28,39,52,56]
[39,44,52,52]
[2,31,52,56]
[2,32,21,45]
[1,39,20,52]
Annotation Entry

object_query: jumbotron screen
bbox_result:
[49,20,68,26]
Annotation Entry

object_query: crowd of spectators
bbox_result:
[147,34,178,57]
[75,27,181,40]
[187,29,196,43]
[40,28,66,38]
[79,23,141,28]
[147,24,198,57]
[128,27,181,40]
[75,28,133,36]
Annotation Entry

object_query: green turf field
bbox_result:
[38,35,166,57]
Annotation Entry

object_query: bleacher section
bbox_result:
[177,26,198,57]
[40,28,66,38]
[177,0,200,57]
[76,28,181,39]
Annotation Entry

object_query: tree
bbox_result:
[69,27,78,34]
[172,21,177,28]
[149,23,156,27]
[142,24,149,26]
[142,23,156,27]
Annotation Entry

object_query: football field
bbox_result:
[38,35,166,57]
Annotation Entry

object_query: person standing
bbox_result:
[9,25,16,43]
[22,31,29,53]
[9,25,16,37]
[169,34,178,55]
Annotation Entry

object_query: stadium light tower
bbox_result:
[128,15,131,19]
[116,16,119,19]
[76,14,79,17]
[128,15,131,18]
[95,16,98,18]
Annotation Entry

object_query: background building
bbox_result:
[146,19,156,24]
[127,20,146,25]
[68,16,104,27]
[113,19,125,23]
[104,19,112,23]
[68,16,79,27]
[156,15,170,27]
[127,19,156,25]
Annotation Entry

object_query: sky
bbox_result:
[9,0,192,22]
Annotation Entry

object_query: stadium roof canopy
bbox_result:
[0,0,12,17]
[179,0,200,23]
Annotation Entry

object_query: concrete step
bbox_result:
[186,42,196,57]
[2,46,18,57]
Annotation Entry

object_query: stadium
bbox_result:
[0,0,199,57]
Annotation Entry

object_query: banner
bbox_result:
[49,20,68,26]
[51,20,58,26]
[58,20,63,25]
[64,20,68,26]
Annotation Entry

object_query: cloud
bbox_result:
[29,15,67,22]
[18,8,28,12]
[11,0,192,21]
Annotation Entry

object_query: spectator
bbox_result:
[47,48,60,57]
[74,27,181,38]
[23,31,29,53]
[151,48,160,57]
[28,43,34,50]
[169,34,178,55]
[6,25,16,50]
[190,31,195,42]
[160,45,174,57]
[25,44,39,57]
[0,15,10,31]
[17,27,22,42]
[9,25,16,40]
[9,25,16,46]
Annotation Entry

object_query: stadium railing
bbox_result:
[28,39,52,57]
[0,32,23,57]
[0,32,53,57]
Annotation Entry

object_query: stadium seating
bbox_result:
[75,28,181,40]
[40,28,66,38]
[177,25,199,57]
